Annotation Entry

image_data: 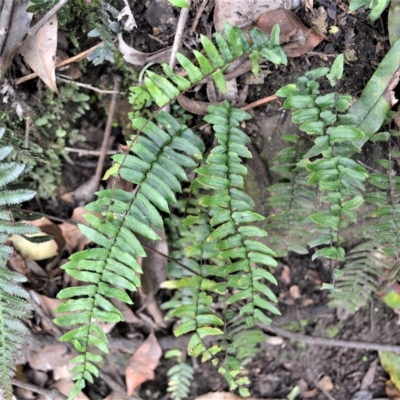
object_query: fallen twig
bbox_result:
[57,75,126,94]
[242,95,279,111]
[93,76,121,195]
[261,324,400,354]
[62,146,117,156]
[14,41,104,85]
[189,0,209,35]
[11,378,68,400]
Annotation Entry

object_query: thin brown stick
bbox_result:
[28,0,70,37]
[261,324,400,354]
[14,41,104,85]
[189,0,208,35]
[93,76,121,195]
[242,95,278,111]
[142,243,202,277]
[11,378,68,400]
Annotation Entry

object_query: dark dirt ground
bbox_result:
[10,0,400,399]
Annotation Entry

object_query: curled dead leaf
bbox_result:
[19,14,58,92]
[255,9,328,57]
[125,333,162,396]
[118,3,137,31]
[118,33,171,66]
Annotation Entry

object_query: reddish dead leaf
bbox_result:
[19,14,58,93]
[125,333,162,396]
[255,9,328,57]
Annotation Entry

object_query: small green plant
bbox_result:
[165,349,194,400]
[349,0,390,20]
[2,84,90,199]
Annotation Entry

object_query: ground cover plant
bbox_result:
[1,0,400,399]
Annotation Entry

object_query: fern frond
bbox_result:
[130,24,287,110]
[331,148,400,312]
[54,112,204,398]
[0,128,35,399]
[329,239,386,312]
[172,101,279,394]
[276,55,369,265]
[265,134,316,256]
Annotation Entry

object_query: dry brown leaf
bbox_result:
[103,392,126,400]
[304,0,314,13]
[255,9,328,57]
[318,375,334,391]
[177,95,214,115]
[8,249,30,277]
[214,0,291,31]
[31,291,63,319]
[25,259,48,278]
[118,33,171,66]
[280,265,291,284]
[111,298,143,325]
[0,1,32,75]
[56,49,83,79]
[53,379,90,400]
[125,332,162,396]
[58,206,92,252]
[289,285,301,299]
[19,14,58,93]
[140,230,168,328]
[59,175,97,203]
[27,344,72,371]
